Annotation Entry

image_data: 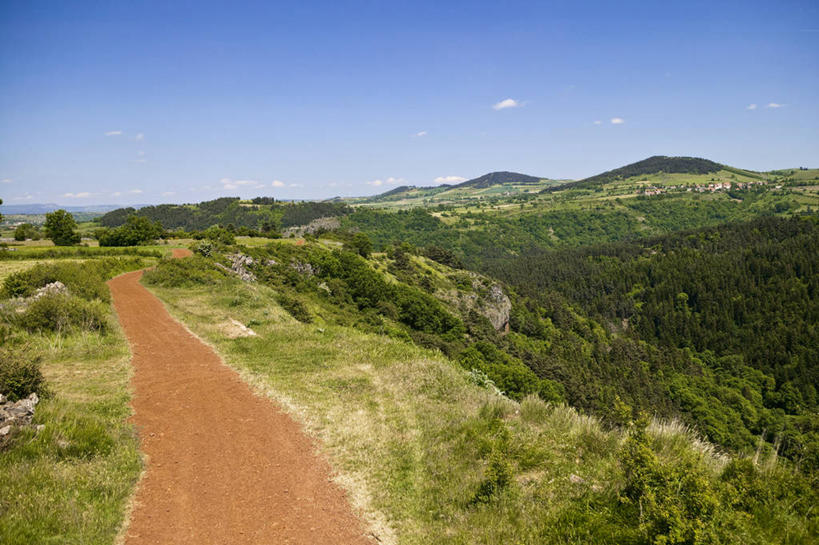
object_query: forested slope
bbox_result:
[483,216,819,469]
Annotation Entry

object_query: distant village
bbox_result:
[641,179,776,196]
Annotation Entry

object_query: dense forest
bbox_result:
[481,216,819,470]
[345,190,806,267]
[98,198,351,232]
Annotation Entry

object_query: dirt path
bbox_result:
[109,250,370,544]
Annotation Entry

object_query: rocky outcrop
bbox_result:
[485,284,512,332]
[439,274,512,333]
[282,217,341,237]
[32,281,68,299]
[0,392,41,447]
[216,253,257,282]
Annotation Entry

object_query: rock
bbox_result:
[0,393,5,404]
[35,424,45,433]
[569,474,585,484]
[32,281,68,299]
[217,253,257,282]
[0,425,10,436]
[290,260,318,277]
[485,284,512,332]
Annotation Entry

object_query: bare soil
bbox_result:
[108,250,371,544]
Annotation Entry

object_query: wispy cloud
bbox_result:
[63,192,92,198]
[220,178,264,190]
[766,102,784,108]
[435,175,467,184]
[161,191,175,197]
[0,178,12,184]
[289,183,304,188]
[746,103,758,110]
[112,191,122,197]
[368,177,404,187]
[135,133,144,141]
[593,120,602,125]
[493,98,521,110]
[414,130,428,137]
[13,194,33,201]
[105,130,123,136]
[129,189,143,194]
[271,180,286,187]
[610,117,625,124]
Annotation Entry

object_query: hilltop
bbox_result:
[450,171,544,189]
[546,155,763,192]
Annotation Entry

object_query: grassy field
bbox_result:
[0,315,141,544]
[144,271,815,544]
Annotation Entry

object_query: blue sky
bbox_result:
[1,0,817,205]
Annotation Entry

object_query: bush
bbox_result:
[0,350,49,401]
[1,258,146,301]
[97,215,163,246]
[17,294,109,333]
[276,293,313,323]
[142,256,227,287]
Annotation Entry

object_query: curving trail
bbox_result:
[109,248,370,544]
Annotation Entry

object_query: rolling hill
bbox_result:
[545,155,763,192]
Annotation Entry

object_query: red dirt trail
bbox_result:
[108,248,370,544]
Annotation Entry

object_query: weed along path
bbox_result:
[108,249,370,545]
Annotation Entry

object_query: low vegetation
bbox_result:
[0,257,152,543]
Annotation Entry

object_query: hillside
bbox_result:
[450,171,543,189]
[97,197,352,233]
[131,234,818,543]
[547,155,762,193]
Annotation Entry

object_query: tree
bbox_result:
[97,215,163,246]
[346,232,373,258]
[14,223,41,241]
[44,209,81,246]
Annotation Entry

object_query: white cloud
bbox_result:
[493,98,521,110]
[289,183,304,188]
[105,130,123,136]
[593,120,603,125]
[63,192,92,198]
[220,178,263,190]
[746,103,758,110]
[137,150,145,156]
[610,117,625,124]
[435,175,467,184]
[271,180,286,187]
[135,133,144,141]
[161,191,175,197]
[766,102,784,108]
[129,189,143,194]
[134,158,147,163]
[368,177,404,187]
[13,194,33,201]
[0,178,12,184]
[112,191,122,197]
[415,130,428,137]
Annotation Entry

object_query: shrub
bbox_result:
[17,294,109,333]
[0,350,49,401]
[276,293,313,323]
[1,258,145,301]
[97,215,163,246]
[142,256,227,287]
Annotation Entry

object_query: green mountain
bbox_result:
[450,171,544,189]
[547,155,762,192]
